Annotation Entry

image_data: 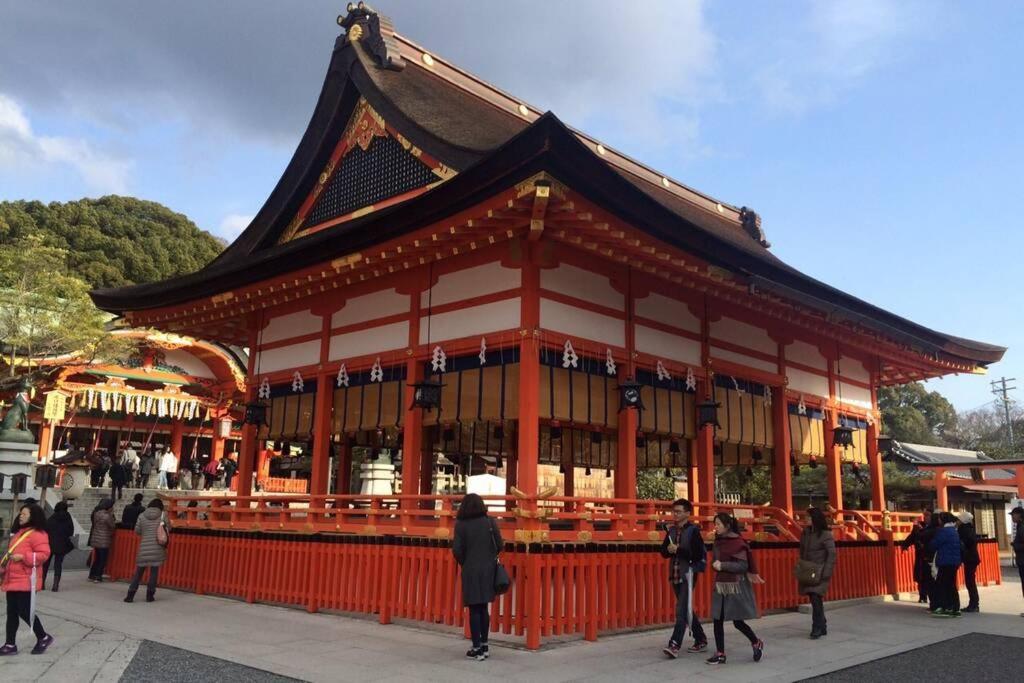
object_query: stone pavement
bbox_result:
[3,567,1023,682]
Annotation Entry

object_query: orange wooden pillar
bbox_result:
[686,439,699,503]
[770,386,793,515]
[935,467,949,510]
[169,421,184,459]
[516,246,541,498]
[401,359,425,501]
[310,373,333,496]
[1016,465,1024,500]
[615,407,638,505]
[236,322,260,498]
[696,419,715,510]
[333,441,351,494]
[824,410,843,512]
[36,421,54,462]
[866,419,885,511]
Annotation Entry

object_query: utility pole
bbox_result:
[991,377,1017,455]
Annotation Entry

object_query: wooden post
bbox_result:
[696,419,715,510]
[401,359,424,500]
[516,244,541,497]
[310,373,333,496]
[615,408,638,505]
[686,439,699,503]
[236,322,260,499]
[333,441,351,495]
[867,419,885,511]
[36,421,54,463]
[1016,465,1024,500]
[169,421,184,460]
[770,386,793,515]
[824,410,843,513]
[935,467,949,510]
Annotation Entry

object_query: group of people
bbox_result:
[901,509,982,617]
[1,495,170,657]
[82,443,238,493]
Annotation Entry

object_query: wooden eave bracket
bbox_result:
[529,184,550,241]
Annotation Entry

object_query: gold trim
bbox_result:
[434,528,451,539]
[577,531,593,543]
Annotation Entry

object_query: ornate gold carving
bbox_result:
[280,215,304,244]
[434,528,451,539]
[331,252,363,270]
[432,164,456,180]
[514,172,568,200]
[577,531,593,543]
[350,205,376,219]
[343,98,387,152]
[347,24,363,41]
[648,531,661,541]
[361,524,378,535]
[514,529,550,543]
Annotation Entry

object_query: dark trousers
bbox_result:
[89,547,110,580]
[713,601,757,654]
[128,566,160,595]
[111,483,124,500]
[42,554,65,588]
[5,591,47,646]
[808,593,826,631]
[669,573,707,646]
[467,603,489,648]
[964,562,979,608]
[935,565,961,612]
[1017,557,1024,598]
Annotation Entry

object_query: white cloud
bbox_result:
[753,0,936,115]
[0,93,132,193]
[217,213,254,240]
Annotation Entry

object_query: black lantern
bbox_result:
[494,425,505,440]
[443,426,456,443]
[745,466,754,478]
[751,449,763,463]
[635,433,647,448]
[550,424,563,440]
[559,462,566,474]
[833,424,855,449]
[669,440,681,455]
[244,401,267,426]
[605,466,612,478]
[409,378,443,411]
[591,431,603,445]
[495,454,503,470]
[9,472,29,495]
[877,434,893,458]
[697,398,720,429]
[618,377,644,411]
[33,465,58,489]
[664,466,672,478]
[808,455,819,469]
[585,465,592,476]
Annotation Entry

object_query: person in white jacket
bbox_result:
[157,450,178,490]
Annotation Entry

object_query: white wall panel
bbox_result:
[786,367,830,398]
[540,264,624,311]
[329,321,409,361]
[711,317,777,355]
[421,262,520,307]
[635,325,701,365]
[540,298,624,347]
[836,357,871,383]
[634,293,700,332]
[256,340,321,374]
[837,382,873,411]
[419,299,520,344]
[162,349,215,379]
[262,309,321,344]
[711,347,778,374]
[785,340,828,370]
[333,288,409,327]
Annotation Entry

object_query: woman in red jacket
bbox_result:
[1,503,54,656]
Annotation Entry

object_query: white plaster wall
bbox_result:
[333,288,409,327]
[329,321,409,361]
[711,346,778,374]
[635,325,701,365]
[786,367,830,399]
[261,309,322,344]
[785,340,828,370]
[540,298,624,347]
[421,262,521,307]
[256,340,321,374]
[162,349,215,379]
[711,317,777,356]
[540,264,624,311]
[634,293,700,332]
[837,382,873,411]
[836,357,871,383]
[419,299,520,344]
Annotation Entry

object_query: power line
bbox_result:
[991,377,1017,454]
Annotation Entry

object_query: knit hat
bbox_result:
[956,511,973,524]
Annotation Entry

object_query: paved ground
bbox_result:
[3,567,1023,682]
[801,632,1024,682]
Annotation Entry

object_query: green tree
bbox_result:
[878,383,957,445]
[0,236,128,384]
[0,196,224,289]
[637,468,676,500]
[716,466,771,505]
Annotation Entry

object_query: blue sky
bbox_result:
[1,1,1021,412]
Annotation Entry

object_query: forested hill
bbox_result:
[0,196,224,288]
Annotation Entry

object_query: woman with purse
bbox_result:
[88,498,116,583]
[125,499,169,603]
[707,512,765,666]
[1,503,54,656]
[43,501,76,592]
[797,507,836,639]
[452,493,504,662]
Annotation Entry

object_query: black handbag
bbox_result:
[490,519,512,595]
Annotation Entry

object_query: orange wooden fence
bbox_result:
[105,529,1003,650]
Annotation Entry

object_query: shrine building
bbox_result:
[89,5,1007,648]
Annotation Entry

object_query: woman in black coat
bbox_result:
[452,493,502,661]
[43,501,75,592]
[957,511,981,612]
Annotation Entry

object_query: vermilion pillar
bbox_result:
[771,386,793,515]
[867,419,885,511]
[696,420,715,507]
[687,440,699,503]
[236,321,259,498]
[401,359,425,499]
[935,468,949,510]
[516,245,541,496]
[310,372,333,496]
[615,407,638,503]
[169,421,184,459]
[334,441,351,495]
[824,410,843,512]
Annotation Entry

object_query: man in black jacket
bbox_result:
[1011,507,1024,611]
[660,498,708,657]
[956,511,981,612]
[120,493,145,530]
[899,510,933,603]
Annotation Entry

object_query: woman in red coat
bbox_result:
[1,503,54,656]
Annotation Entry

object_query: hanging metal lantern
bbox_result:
[751,449,763,463]
[494,425,505,440]
[669,440,681,455]
[635,433,647,448]
[877,434,893,459]
[591,431,603,445]
[409,378,443,411]
[243,401,267,426]
[585,465,592,476]
[808,455,818,469]
[495,454,503,470]
[558,462,566,474]
[664,466,672,478]
[443,426,456,443]
[697,398,720,429]
[618,377,644,411]
[550,423,563,440]
[745,466,754,478]
[605,467,612,478]
[833,424,855,449]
